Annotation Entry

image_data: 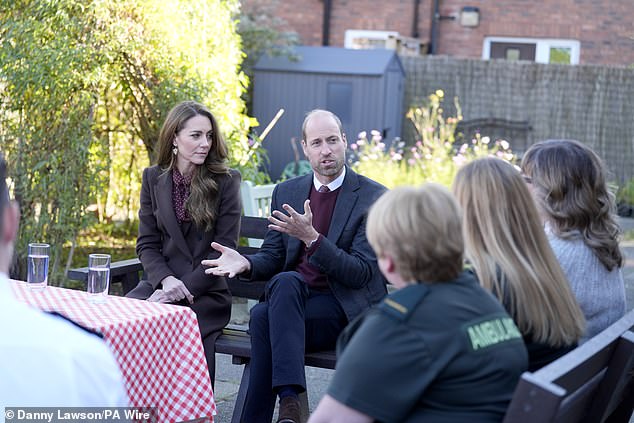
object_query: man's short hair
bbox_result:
[366,183,464,283]
[301,109,344,142]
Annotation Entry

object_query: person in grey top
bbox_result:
[522,139,626,342]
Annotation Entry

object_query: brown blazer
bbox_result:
[132,165,241,338]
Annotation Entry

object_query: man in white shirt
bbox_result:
[0,154,128,413]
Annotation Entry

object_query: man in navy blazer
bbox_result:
[204,110,387,423]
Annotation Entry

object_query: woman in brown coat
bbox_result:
[127,101,241,385]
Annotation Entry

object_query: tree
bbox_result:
[0,0,254,283]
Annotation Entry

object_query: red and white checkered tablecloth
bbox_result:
[10,280,215,423]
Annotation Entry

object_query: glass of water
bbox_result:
[27,243,50,291]
[87,253,110,304]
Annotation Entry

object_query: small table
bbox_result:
[10,281,215,423]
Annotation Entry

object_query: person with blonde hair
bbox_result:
[126,100,241,385]
[521,139,625,342]
[453,157,585,371]
[309,184,527,423]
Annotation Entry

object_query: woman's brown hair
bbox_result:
[521,139,623,271]
[156,101,230,231]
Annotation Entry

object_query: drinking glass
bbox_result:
[87,254,110,304]
[27,243,50,291]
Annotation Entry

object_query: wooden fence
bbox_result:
[400,55,634,184]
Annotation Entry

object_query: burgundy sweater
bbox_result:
[295,185,340,290]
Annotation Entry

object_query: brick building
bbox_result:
[241,0,634,66]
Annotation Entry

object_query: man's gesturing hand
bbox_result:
[202,242,251,278]
[268,199,319,247]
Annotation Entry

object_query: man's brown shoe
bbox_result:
[277,396,301,423]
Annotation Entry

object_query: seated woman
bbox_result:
[453,157,585,371]
[126,100,241,385]
[521,139,626,342]
[309,184,528,423]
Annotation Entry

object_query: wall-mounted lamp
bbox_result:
[460,6,480,27]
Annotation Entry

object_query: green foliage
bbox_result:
[0,0,260,283]
[348,91,515,189]
[237,133,272,185]
[280,160,312,181]
[617,178,634,206]
[0,0,105,282]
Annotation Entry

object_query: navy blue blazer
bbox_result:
[248,167,388,321]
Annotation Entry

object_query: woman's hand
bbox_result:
[157,276,194,304]
[147,289,168,303]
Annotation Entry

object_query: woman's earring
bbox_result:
[172,145,178,156]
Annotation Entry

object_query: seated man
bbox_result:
[309,184,529,423]
[203,110,387,423]
[0,154,128,407]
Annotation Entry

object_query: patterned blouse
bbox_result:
[172,168,192,223]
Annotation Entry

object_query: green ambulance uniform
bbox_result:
[328,270,528,423]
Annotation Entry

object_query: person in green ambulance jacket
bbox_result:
[309,184,528,423]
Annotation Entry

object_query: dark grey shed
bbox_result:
[252,46,406,180]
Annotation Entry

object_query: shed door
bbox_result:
[327,82,353,125]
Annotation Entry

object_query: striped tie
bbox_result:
[318,185,330,193]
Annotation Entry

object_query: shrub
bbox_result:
[348,91,515,188]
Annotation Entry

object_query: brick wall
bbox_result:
[433,0,634,65]
[241,0,634,66]
[328,0,432,46]
[241,0,431,46]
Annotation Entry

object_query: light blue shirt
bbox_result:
[0,274,128,413]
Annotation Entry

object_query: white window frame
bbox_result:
[344,29,399,49]
[482,36,580,64]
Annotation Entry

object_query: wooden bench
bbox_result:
[67,257,143,295]
[456,117,532,151]
[240,180,276,221]
[67,215,335,423]
[503,308,634,422]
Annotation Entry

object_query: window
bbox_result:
[549,47,572,64]
[490,42,536,61]
[483,37,580,65]
[344,30,399,50]
[505,48,521,61]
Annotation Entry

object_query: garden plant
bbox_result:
[349,90,515,189]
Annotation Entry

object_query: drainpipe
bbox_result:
[429,0,440,54]
[412,0,421,38]
[322,0,332,46]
